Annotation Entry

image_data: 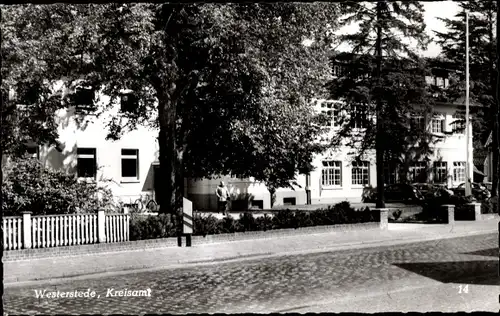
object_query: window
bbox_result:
[409,162,427,183]
[433,161,447,183]
[319,101,341,127]
[425,76,434,85]
[120,92,138,113]
[26,145,39,159]
[251,200,264,209]
[410,116,426,130]
[436,77,445,88]
[71,86,96,112]
[333,65,344,77]
[121,149,139,179]
[451,113,465,134]
[322,160,342,186]
[351,104,368,129]
[77,148,97,178]
[453,161,466,182]
[283,197,296,206]
[383,163,398,185]
[431,115,444,134]
[351,161,369,186]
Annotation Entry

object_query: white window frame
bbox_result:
[352,104,368,129]
[121,149,140,182]
[410,115,426,131]
[319,100,342,128]
[433,161,447,183]
[409,162,427,183]
[351,161,370,186]
[431,114,445,134]
[383,163,398,185]
[453,161,466,183]
[451,113,465,134]
[71,83,96,113]
[120,91,138,114]
[333,65,344,77]
[321,160,342,187]
[77,148,97,179]
[436,77,445,88]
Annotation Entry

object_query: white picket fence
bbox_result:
[3,211,129,251]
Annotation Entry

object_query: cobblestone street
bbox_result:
[4,233,499,314]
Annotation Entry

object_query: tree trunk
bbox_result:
[269,186,276,208]
[492,121,498,195]
[375,1,385,209]
[496,2,500,215]
[488,10,498,197]
[157,83,182,217]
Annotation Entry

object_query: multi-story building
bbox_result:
[18,58,477,211]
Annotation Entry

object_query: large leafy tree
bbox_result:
[434,1,498,195]
[2,4,339,221]
[329,1,433,208]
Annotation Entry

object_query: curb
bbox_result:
[4,228,496,287]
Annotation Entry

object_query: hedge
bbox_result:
[129,201,379,240]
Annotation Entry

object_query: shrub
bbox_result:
[132,202,381,239]
[218,215,242,234]
[239,212,257,232]
[2,158,115,215]
[309,208,332,226]
[293,210,314,228]
[255,214,273,231]
[272,209,295,229]
[129,214,175,241]
[193,214,220,236]
[481,196,498,214]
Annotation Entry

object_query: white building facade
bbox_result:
[27,68,474,211]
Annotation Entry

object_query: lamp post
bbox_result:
[465,10,472,197]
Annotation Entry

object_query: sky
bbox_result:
[331,1,461,57]
[422,1,460,57]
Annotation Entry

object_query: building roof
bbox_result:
[485,131,492,147]
[473,165,485,175]
[474,156,486,167]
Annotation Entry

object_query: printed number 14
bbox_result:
[458,284,469,294]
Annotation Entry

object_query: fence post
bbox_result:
[97,210,106,243]
[467,202,482,221]
[442,204,455,225]
[183,198,193,247]
[377,209,388,230]
[22,212,32,249]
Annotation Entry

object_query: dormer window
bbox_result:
[120,91,138,114]
[333,65,344,77]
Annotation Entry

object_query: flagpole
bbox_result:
[465,10,472,197]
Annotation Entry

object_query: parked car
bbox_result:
[452,182,491,201]
[412,183,454,199]
[362,183,424,204]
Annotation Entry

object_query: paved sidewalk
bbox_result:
[4,219,498,286]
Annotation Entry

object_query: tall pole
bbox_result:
[465,11,472,197]
[496,1,500,215]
